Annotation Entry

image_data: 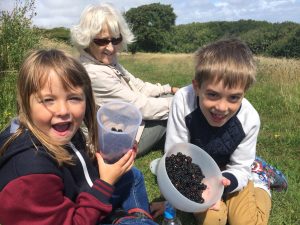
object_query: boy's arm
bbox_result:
[165,87,190,152]
[223,101,260,193]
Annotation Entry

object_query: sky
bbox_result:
[1,0,300,28]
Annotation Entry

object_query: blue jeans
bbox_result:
[111,218,158,225]
[100,167,158,225]
[112,167,150,211]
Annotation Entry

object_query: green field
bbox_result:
[0,50,299,225]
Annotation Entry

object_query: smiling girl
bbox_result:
[0,49,157,225]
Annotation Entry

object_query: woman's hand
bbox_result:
[209,177,231,211]
[96,149,135,185]
[171,86,179,94]
[150,201,166,218]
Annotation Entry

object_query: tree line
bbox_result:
[43,3,300,58]
[1,1,299,73]
[124,3,300,58]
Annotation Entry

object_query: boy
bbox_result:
[162,38,287,225]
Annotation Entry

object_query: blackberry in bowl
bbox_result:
[157,143,224,212]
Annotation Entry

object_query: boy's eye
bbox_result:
[206,92,218,99]
[229,95,242,102]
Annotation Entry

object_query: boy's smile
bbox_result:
[193,79,245,127]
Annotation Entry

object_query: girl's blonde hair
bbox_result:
[0,49,98,165]
[194,38,256,91]
[71,3,135,51]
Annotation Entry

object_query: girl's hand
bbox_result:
[132,141,138,157]
[150,201,166,218]
[96,149,135,185]
[209,177,231,211]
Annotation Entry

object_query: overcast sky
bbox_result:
[1,0,300,28]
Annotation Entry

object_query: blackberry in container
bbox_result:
[157,143,224,212]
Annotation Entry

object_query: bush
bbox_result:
[42,27,71,44]
[0,0,41,73]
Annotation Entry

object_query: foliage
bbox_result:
[0,71,17,129]
[125,3,176,52]
[169,23,218,53]
[0,0,41,72]
[266,23,300,58]
[170,20,300,58]
[125,7,300,58]
[41,27,70,44]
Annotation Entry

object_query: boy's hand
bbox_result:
[150,201,166,218]
[209,177,231,211]
[96,149,135,185]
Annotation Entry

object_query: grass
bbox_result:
[0,49,299,224]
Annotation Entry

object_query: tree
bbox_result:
[125,3,176,52]
[0,0,41,72]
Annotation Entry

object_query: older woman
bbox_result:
[71,3,178,156]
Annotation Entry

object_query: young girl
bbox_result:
[0,49,157,225]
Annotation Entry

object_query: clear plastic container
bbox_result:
[97,101,142,163]
[162,201,182,225]
[157,143,224,212]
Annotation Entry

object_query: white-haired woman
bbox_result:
[71,3,178,157]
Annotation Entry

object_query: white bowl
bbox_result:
[157,143,224,212]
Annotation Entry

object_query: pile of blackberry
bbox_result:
[165,152,207,203]
[111,127,123,132]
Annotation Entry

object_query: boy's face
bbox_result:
[192,79,245,127]
[29,70,86,145]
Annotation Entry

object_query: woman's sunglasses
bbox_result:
[93,35,123,46]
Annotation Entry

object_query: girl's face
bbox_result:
[30,70,86,145]
[88,24,122,65]
[192,79,245,127]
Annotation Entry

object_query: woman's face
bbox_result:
[193,79,245,127]
[30,70,86,145]
[88,24,122,65]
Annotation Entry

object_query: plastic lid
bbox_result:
[164,210,175,219]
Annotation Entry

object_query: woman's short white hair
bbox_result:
[70,3,135,51]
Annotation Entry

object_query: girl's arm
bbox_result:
[0,173,113,225]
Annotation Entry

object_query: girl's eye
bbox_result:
[69,96,84,102]
[40,98,54,105]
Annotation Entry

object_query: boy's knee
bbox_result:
[194,202,227,225]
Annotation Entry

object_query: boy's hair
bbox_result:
[70,3,135,51]
[194,38,256,91]
[1,49,98,165]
